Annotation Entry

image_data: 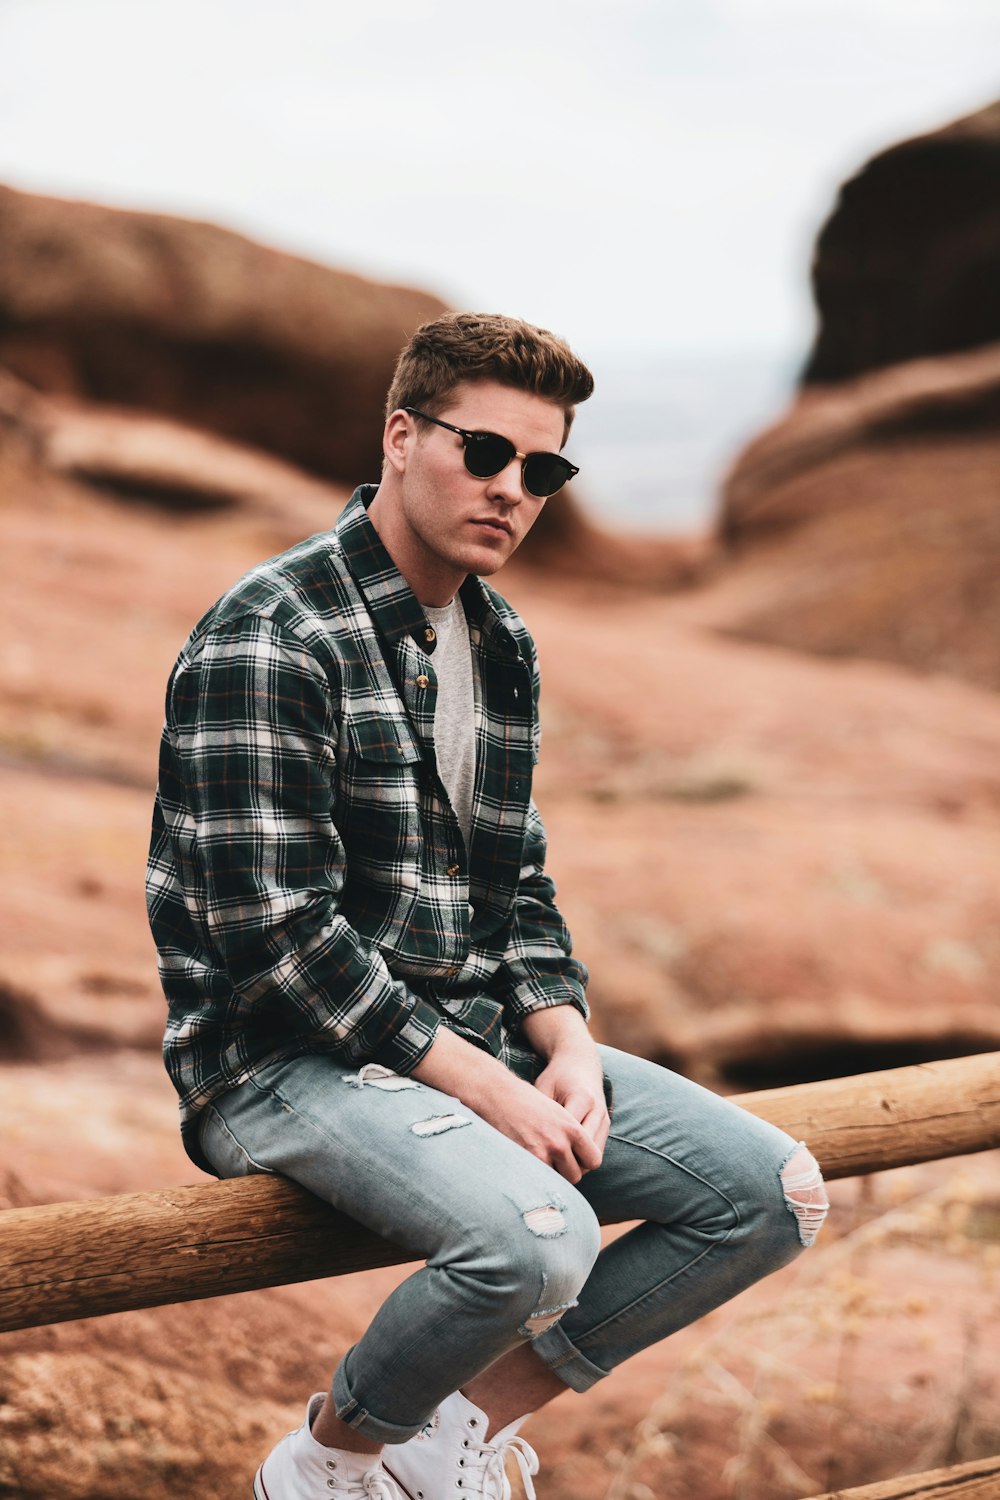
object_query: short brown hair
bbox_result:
[385,311,594,442]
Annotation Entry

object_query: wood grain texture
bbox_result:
[2,1052,998,1333]
[736,1051,1000,1178]
[808,1453,1000,1498]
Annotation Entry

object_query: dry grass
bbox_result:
[599,1156,1000,1500]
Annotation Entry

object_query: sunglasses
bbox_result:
[404,407,579,499]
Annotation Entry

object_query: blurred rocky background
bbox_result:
[2,102,1000,1500]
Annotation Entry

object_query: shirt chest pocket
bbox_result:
[334,715,426,876]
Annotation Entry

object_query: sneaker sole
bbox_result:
[252,1468,269,1500]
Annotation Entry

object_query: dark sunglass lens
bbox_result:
[463,432,515,478]
[522,454,573,498]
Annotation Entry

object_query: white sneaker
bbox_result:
[384,1391,539,1500]
[253,1393,404,1499]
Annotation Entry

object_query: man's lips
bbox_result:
[470,517,513,536]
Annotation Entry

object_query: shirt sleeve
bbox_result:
[488,795,590,1024]
[159,613,441,1073]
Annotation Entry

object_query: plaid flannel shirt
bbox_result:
[147,485,589,1170]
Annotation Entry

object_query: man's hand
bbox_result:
[412,1025,603,1184]
[477,1068,604,1183]
[521,1006,611,1168]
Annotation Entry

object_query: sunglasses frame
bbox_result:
[403,406,579,499]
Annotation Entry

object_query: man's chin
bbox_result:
[470,555,508,578]
[458,536,518,577]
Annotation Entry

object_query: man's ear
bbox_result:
[383,408,411,475]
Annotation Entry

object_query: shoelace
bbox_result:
[330,1465,403,1499]
[458,1432,539,1500]
[362,1472,402,1500]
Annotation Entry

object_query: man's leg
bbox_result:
[199,1055,602,1447]
[376,1046,826,1498]
[468,1044,827,1425]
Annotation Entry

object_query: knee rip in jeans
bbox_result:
[522,1203,567,1238]
[518,1270,577,1337]
[780,1143,829,1247]
[519,1300,575,1337]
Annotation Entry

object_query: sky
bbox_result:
[1,0,999,369]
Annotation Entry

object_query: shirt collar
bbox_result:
[336,484,432,648]
[335,484,519,658]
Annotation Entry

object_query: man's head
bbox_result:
[371,314,593,606]
[384,311,594,445]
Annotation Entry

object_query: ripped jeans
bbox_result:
[199,1043,827,1445]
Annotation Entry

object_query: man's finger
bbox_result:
[559,1087,603,1122]
[570,1123,603,1173]
[579,1103,611,1156]
[550,1142,584,1184]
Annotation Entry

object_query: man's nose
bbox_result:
[484,456,524,507]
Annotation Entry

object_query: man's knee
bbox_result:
[778,1143,829,1248]
[518,1193,601,1336]
[481,1190,601,1335]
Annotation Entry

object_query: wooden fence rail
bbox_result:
[811,1452,1000,1498]
[2,1052,998,1335]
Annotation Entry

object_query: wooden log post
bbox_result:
[2,1052,998,1335]
[808,1452,1000,1498]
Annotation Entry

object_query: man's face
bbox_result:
[378,379,568,605]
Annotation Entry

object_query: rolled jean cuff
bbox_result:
[530,1319,609,1394]
[332,1351,427,1446]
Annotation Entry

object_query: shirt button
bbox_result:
[446,863,461,877]
[445,965,461,976]
[424,627,436,643]
[415,674,430,689]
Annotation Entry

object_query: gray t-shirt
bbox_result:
[424,598,477,846]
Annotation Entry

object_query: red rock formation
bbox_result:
[1,365,348,515]
[804,99,1000,383]
[713,342,1000,691]
[0,183,445,481]
[713,99,1000,690]
[0,186,699,584]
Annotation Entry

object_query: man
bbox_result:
[147,312,828,1500]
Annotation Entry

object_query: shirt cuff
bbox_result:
[370,995,442,1075]
[505,981,590,1025]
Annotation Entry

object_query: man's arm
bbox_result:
[411,1021,604,1184]
[154,613,441,1073]
[486,799,590,1019]
[474,628,609,1167]
[481,804,609,1171]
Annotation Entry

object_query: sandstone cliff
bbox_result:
[0,183,445,481]
[709,343,1000,689]
[803,100,1000,383]
[711,99,1000,690]
[0,184,698,584]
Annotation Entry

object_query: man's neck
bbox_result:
[366,483,466,608]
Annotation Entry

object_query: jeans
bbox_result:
[199,1043,823,1445]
